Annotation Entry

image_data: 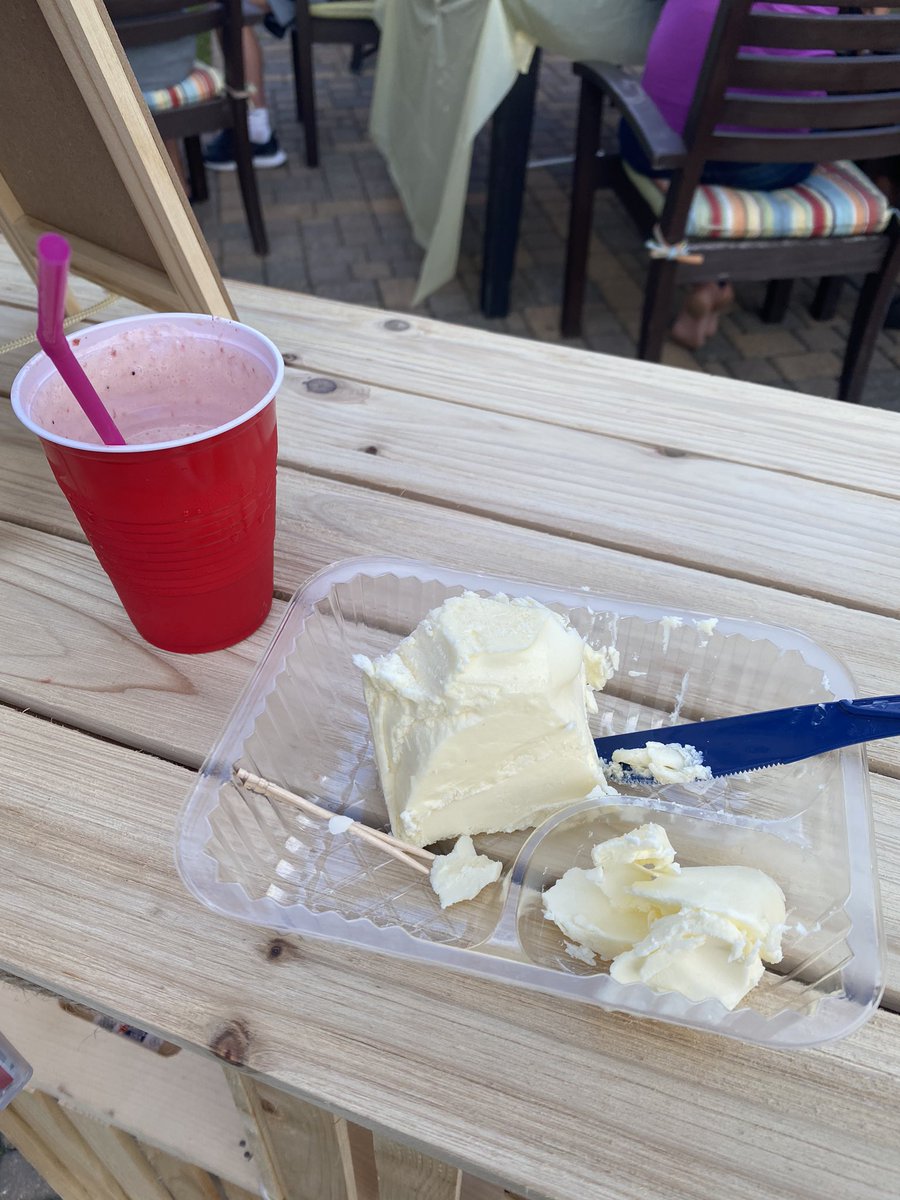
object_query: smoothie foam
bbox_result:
[30,321,271,445]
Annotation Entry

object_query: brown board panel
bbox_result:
[0,0,233,316]
[3,5,159,269]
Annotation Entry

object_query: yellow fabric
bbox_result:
[310,2,376,16]
[370,0,663,303]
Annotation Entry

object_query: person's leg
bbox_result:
[669,162,814,349]
[619,125,816,351]
[242,25,277,146]
[205,11,287,169]
[670,280,734,350]
[243,24,267,111]
[618,122,731,351]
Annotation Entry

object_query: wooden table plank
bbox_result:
[226,1071,358,1200]
[0,302,45,396]
[13,1092,132,1200]
[372,1134,462,1200]
[0,1102,96,1200]
[0,408,78,539]
[0,980,258,1191]
[139,1145,222,1200]
[224,278,900,500]
[62,1114,177,1200]
[0,703,898,1200]
[0,518,283,767]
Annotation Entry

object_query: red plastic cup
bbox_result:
[12,313,284,654]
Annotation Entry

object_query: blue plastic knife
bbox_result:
[592,695,900,779]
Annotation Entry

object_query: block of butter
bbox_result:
[354,592,618,847]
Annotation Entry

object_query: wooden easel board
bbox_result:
[0,0,234,317]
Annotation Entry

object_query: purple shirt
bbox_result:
[642,3,839,136]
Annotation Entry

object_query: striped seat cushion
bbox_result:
[142,62,223,114]
[624,159,891,240]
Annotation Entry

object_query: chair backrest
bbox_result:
[663,2,900,235]
[105,0,244,89]
[106,1,224,46]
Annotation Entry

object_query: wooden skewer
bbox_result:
[233,768,434,875]
[239,771,434,863]
[358,823,436,863]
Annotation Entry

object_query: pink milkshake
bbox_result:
[29,318,272,446]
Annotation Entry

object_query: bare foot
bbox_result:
[671,281,734,350]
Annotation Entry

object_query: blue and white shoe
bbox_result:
[203,130,287,171]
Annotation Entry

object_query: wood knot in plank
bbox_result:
[383,318,410,331]
[282,352,300,364]
[656,445,689,458]
[263,936,302,963]
[209,1018,252,1065]
[362,445,379,455]
[305,377,338,394]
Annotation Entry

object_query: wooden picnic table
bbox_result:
[1,232,899,1200]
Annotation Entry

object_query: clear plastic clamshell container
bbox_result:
[177,557,885,1049]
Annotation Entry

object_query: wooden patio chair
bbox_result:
[290,1,379,167]
[561,1,900,403]
[107,0,268,255]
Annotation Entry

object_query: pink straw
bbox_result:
[35,234,126,446]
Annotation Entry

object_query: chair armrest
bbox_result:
[575,61,687,171]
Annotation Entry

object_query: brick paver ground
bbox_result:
[191,40,900,410]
